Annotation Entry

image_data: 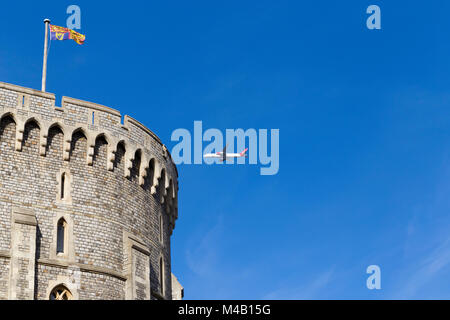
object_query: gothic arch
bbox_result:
[49,284,73,300]
[0,111,17,123]
[21,118,41,153]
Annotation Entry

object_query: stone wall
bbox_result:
[0,256,10,299]
[0,81,179,300]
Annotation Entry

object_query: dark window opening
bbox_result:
[50,285,72,300]
[160,257,164,295]
[57,219,66,254]
[61,173,65,199]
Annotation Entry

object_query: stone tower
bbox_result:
[0,81,179,300]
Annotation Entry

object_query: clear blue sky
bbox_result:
[1,0,450,299]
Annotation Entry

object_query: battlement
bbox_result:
[0,80,178,229]
[0,81,165,149]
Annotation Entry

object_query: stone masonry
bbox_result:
[0,81,179,300]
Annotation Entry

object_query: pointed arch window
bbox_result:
[159,257,164,296]
[50,285,72,300]
[61,172,66,199]
[57,169,72,203]
[51,214,73,261]
[56,218,66,254]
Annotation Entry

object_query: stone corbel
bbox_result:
[63,133,72,161]
[39,123,49,156]
[15,120,25,151]
[107,144,116,171]
[87,145,94,165]
[164,173,169,195]
[173,203,178,220]
[162,145,168,159]
[171,181,178,217]
[86,134,96,165]
[139,154,149,186]
[151,161,161,195]
[168,216,175,236]
[165,181,174,209]
[160,174,168,204]
[124,148,135,178]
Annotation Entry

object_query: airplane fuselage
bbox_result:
[203,153,243,159]
[203,148,248,161]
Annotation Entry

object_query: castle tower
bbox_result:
[0,81,179,300]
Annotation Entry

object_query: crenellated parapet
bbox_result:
[0,81,178,233]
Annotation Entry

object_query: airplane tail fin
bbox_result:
[240,148,248,157]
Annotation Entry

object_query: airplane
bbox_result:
[203,145,248,162]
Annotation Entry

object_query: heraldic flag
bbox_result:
[50,24,85,45]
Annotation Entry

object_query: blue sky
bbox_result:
[1,0,450,299]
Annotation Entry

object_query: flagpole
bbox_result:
[41,18,50,92]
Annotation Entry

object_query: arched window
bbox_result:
[57,169,71,203]
[56,218,66,254]
[50,285,72,300]
[159,257,164,295]
[61,172,66,199]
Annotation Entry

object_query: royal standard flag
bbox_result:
[50,24,85,45]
